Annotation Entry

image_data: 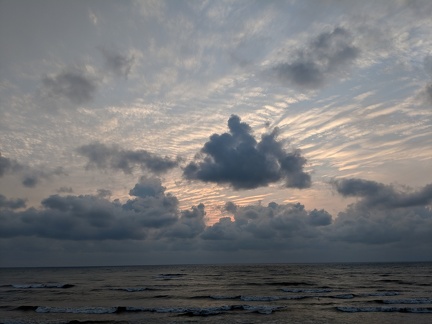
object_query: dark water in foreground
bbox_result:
[0,263,431,323]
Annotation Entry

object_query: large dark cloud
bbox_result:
[202,202,332,246]
[42,70,98,105]
[0,194,26,209]
[1,178,431,263]
[100,48,135,79]
[332,178,432,208]
[183,115,311,190]
[77,142,180,174]
[0,177,198,240]
[273,27,359,89]
[332,203,432,246]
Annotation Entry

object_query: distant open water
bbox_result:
[0,263,431,323]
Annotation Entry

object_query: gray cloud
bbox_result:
[57,187,74,194]
[0,180,431,260]
[332,203,432,245]
[0,194,26,209]
[183,115,311,190]
[161,203,206,239]
[42,70,98,105]
[96,189,111,198]
[0,154,22,177]
[424,83,432,104]
[1,153,65,188]
[0,177,193,240]
[77,142,180,174]
[201,202,331,249]
[21,167,67,188]
[273,27,359,89]
[100,48,135,79]
[332,178,432,208]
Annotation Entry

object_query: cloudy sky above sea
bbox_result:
[1,0,431,267]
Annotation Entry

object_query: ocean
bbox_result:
[0,262,431,323]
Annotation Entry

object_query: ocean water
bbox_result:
[0,263,431,323]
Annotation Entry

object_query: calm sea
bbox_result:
[0,263,431,323]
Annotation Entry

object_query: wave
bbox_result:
[36,306,118,314]
[329,294,355,299]
[266,281,315,286]
[358,292,400,297]
[380,298,432,304]
[281,288,332,293]
[191,294,311,301]
[337,306,432,313]
[109,287,154,292]
[156,273,186,280]
[16,304,284,316]
[11,283,74,289]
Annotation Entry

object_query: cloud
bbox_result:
[21,167,67,188]
[0,153,65,188]
[332,203,432,245]
[42,70,98,105]
[0,194,26,209]
[100,48,135,78]
[0,177,191,240]
[183,115,311,190]
[332,178,432,208]
[0,154,22,177]
[77,142,180,174]
[425,83,432,103]
[1,178,431,261]
[96,189,111,198]
[201,202,331,248]
[122,176,179,229]
[161,203,206,239]
[57,187,74,194]
[273,27,359,89]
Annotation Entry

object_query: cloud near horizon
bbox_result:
[1,177,430,259]
[332,178,432,208]
[183,115,311,190]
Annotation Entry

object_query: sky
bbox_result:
[0,0,431,267]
